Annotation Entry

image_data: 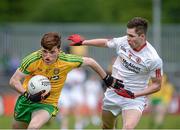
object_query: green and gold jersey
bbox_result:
[19,50,83,106]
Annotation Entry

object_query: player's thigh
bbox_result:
[12,119,28,129]
[28,109,51,129]
[102,110,117,129]
[122,109,142,129]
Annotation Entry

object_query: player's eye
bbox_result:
[42,50,48,54]
[127,34,135,38]
[50,51,55,54]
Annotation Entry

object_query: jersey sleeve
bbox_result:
[149,58,163,79]
[59,52,83,70]
[19,51,41,74]
[106,36,127,48]
[106,38,120,48]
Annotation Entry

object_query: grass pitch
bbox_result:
[0,114,179,129]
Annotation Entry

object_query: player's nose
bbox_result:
[45,52,52,57]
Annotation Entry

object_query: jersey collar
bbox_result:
[133,42,147,52]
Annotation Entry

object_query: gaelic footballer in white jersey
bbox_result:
[102,36,163,115]
[107,36,163,92]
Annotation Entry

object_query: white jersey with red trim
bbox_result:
[107,36,163,92]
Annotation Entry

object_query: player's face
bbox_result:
[41,46,60,65]
[126,28,144,50]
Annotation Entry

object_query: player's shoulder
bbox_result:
[107,36,127,48]
[111,36,127,43]
[21,50,42,63]
[144,42,163,66]
[58,51,83,63]
[144,42,161,59]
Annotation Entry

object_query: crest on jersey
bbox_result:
[136,57,141,64]
[121,46,126,52]
[54,68,60,75]
[128,54,132,59]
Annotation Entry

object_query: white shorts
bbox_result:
[103,89,147,116]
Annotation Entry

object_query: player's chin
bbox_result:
[129,43,136,49]
[44,59,53,64]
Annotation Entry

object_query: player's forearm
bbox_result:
[9,78,26,94]
[9,69,26,94]
[82,57,106,79]
[82,39,108,47]
[134,83,161,97]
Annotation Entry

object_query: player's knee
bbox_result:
[123,122,136,129]
[28,122,41,129]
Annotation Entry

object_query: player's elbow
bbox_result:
[9,77,15,87]
[9,78,13,86]
[82,57,96,67]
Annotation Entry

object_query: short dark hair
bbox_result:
[127,17,148,35]
[41,32,61,50]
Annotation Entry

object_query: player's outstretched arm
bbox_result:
[68,34,108,47]
[82,57,107,79]
[81,57,116,87]
[82,57,135,99]
[81,57,124,88]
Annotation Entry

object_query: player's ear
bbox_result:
[140,34,145,39]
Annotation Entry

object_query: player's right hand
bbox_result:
[67,34,84,46]
[23,90,50,102]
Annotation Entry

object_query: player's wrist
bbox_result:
[81,40,85,45]
[103,74,113,87]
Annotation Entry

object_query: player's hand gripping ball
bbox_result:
[28,75,51,95]
[24,75,51,102]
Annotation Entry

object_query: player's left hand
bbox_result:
[114,88,135,99]
[67,34,84,46]
[103,74,124,89]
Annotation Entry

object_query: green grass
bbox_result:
[117,114,180,129]
[0,114,180,129]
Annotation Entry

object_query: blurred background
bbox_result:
[0,0,180,129]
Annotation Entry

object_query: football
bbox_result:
[28,75,51,95]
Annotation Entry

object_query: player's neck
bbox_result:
[133,42,147,52]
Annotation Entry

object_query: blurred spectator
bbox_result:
[57,83,72,130]
[0,53,20,76]
[0,53,10,76]
[58,68,87,130]
[84,74,104,126]
[8,54,20,75]
[149,74,175,129]
[0,96,4,115]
